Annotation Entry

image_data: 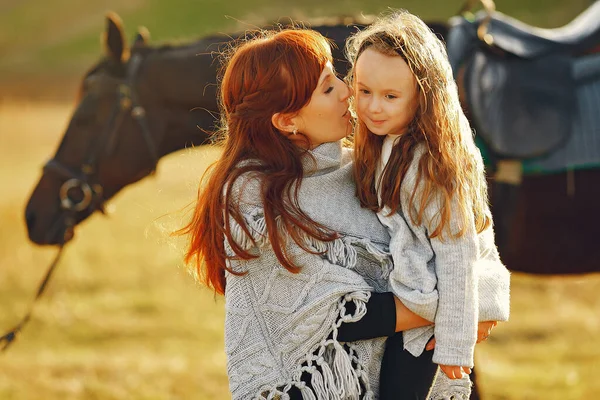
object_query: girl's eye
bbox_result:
[386,94,397,100]
[360,89,370,95]
[324,86,334,94]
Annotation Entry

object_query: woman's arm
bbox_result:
[393,295,432,332]
[337,292,432,342]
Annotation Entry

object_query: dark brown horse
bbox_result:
[26,9,600,276]
[25,8,600,277]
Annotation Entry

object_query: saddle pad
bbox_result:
[521,61,600,175]
[463,48,575,159]
[477,54,600,175]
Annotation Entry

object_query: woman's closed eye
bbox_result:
[324,86,334,94]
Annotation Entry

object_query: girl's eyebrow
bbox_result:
[357,81,402,93]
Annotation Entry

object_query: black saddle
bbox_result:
[447,1,600,159]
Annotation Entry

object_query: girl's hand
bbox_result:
[440,364,471,379]
[477,321,498,343]
[425,321,498,351]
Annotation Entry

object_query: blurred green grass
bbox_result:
[0,0,593,99]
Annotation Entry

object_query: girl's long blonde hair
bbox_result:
[346,10,491,238]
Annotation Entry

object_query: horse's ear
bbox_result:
[132,26,150,49]
[103,11,129,63]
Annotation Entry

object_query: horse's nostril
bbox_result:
[25,211,36,232]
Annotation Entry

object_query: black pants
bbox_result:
[379,333,438,400]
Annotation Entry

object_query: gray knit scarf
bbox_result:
[223,141,393,399]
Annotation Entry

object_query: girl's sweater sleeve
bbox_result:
[476,222,511,322]
[403,155,478,368]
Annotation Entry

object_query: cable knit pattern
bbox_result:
[224,141,392,399]
[376,138,511,368]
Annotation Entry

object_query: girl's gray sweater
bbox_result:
[377,137,511,368]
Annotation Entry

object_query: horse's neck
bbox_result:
[141,39,221,107]
[138,39,223,155]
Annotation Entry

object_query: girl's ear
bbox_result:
[271,112,298,135]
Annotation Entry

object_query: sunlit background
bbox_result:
[1,1,599,399]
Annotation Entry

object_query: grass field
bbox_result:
[1,101,600,399]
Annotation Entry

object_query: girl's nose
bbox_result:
[369,98,381,113]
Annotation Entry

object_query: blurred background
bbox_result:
[1,0,599,399]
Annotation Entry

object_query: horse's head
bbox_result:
[25,13,214,245]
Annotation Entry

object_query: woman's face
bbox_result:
[293,61,352,148]
[355,48,419,137]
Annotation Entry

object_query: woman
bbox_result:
[181,28,431,399]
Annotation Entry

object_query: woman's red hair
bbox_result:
[180,29,337,295]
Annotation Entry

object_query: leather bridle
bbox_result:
[43,53,159,243]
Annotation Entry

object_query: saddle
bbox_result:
[447,1,600,159]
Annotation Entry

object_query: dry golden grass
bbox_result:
[0,101,599,399]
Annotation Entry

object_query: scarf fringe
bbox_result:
[230,209,389,270]
[255,292,374,400]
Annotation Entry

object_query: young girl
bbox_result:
[347,11,511,399]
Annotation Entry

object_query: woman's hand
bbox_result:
[425,321,498,351]
[477,320,498,343]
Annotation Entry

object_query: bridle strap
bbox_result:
[0,245,66,351]
[125,54,159,166]
[44,52,158,217]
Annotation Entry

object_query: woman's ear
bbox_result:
[271,112,297,134]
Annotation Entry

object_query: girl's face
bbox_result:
[293,61,352,147]
[355,48,419,137]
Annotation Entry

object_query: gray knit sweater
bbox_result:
[376,137,511,368]
[224,141,393,399]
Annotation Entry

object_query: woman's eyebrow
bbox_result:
[318,73,333,87]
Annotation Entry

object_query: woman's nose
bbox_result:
[346,85,354,98]
[340,82,351,101]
